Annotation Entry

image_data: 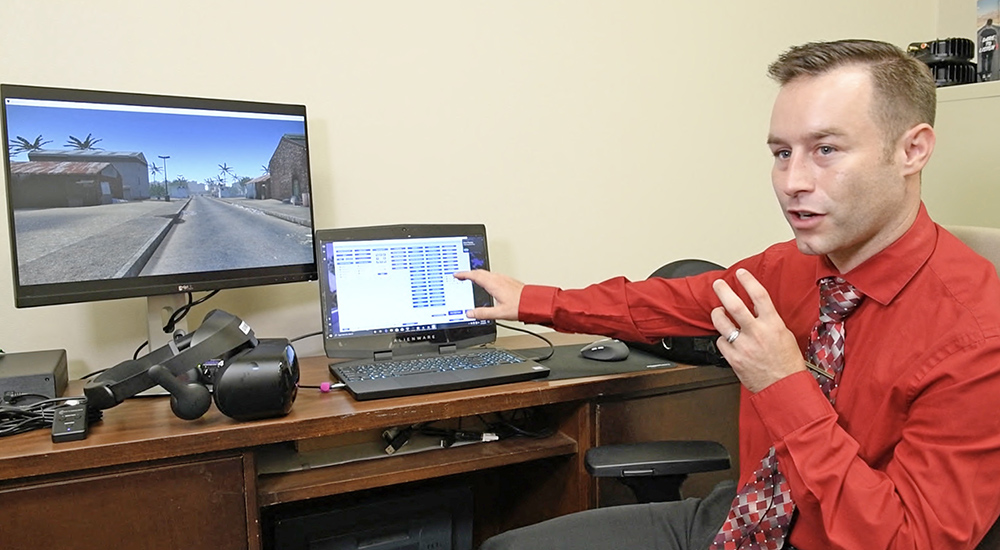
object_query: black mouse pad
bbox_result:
[516,343,686,381]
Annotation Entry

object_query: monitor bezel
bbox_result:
[1,83,318,308]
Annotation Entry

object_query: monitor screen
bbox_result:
[1,84,318,311]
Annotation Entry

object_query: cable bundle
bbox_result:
[382,408,555,454]
[0,397,101,437]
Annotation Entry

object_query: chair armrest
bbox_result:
[585,440,731,478]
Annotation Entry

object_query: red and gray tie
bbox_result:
[709,276,863,550]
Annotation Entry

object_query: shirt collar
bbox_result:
[814,203,935,306]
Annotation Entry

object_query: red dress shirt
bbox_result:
[519,205,1000,550]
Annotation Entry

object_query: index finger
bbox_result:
[733,268,778,319]
[453,269,492,291]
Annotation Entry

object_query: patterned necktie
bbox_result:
[709,276,863,550]
[806,277,864,399]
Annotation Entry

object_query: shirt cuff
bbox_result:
[750,370,835,442]
[518,285,558,325]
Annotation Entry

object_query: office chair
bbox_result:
[947,225,1000,550]
[947,225,1000,275]
[584,259,733,503]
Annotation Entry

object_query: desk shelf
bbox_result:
[257,431,578,506]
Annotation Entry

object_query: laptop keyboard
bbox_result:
[334,349,525,382]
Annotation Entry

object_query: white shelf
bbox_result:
[938,79,1000,103]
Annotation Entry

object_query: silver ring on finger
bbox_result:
[726,329,740,344]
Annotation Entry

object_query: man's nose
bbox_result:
[775,153,814,196]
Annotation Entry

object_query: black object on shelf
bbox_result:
[907,38,978,87]
[264,484,473,550]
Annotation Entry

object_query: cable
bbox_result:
[379,407,555,452]
[164,290,219,334]
[290,330,323,343]
[3,392,51,405]
[132,340,148,361]
[291,330,337,394]
[476,408,555,439]
[0,397,102,438]
[497,322,556,361]
[298,381,345,393]
[132,290,221,360]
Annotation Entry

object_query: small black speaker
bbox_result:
[212,338,299,421]
[908,37,976,64]
[908,38,978,87]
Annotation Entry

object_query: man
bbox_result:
[979,19,998,81]
[457,39,1000,550]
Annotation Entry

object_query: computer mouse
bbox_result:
[580,338,630,362]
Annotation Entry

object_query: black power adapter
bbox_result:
[0,349,68,404]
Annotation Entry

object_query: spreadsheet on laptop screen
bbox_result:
[325,235,484,337]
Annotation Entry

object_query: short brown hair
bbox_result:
[768,39,936,151]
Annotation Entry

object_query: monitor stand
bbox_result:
[139,293,191,397]
[146,293,190,352]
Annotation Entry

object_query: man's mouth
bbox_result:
[788,210,824,229]
[791,210,820,219]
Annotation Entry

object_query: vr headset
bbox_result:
[84,309,299,421]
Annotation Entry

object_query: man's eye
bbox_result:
[818,145,835,155]
[774,150,791,160]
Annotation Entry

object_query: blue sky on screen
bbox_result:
[980,0,998,19]
[5,101,305,184]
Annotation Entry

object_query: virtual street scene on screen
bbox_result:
[322,236,489,338]
[5,99,313,286]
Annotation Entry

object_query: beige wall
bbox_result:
[923,81,1000,228]
[0,1,939,377]
[921,0,1000,228]
[922,0,1000,230]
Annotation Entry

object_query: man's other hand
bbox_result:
[710,268,806,393]
[453,269,524,321]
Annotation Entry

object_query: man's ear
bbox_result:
[898,123,935,177]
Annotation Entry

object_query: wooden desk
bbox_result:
[0,334,739,549]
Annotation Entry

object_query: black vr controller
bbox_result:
[84,309,299,421]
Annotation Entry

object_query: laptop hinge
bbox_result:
[438,344,458,355]
[374,350,393,361]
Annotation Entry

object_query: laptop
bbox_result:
[315,223,550,400]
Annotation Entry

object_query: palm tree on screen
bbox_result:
[8,135,52,157]
[65,133,103,150]
[218,163,234,185]
[149,163,162,182]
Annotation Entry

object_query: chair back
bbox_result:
[627,259,728,367]
[649,259,725,280]
[946,225,1000,276]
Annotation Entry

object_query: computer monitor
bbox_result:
[2,84,317,349]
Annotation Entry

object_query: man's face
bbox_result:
[767,66,917,272]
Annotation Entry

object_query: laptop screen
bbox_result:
[316,224,496,359]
